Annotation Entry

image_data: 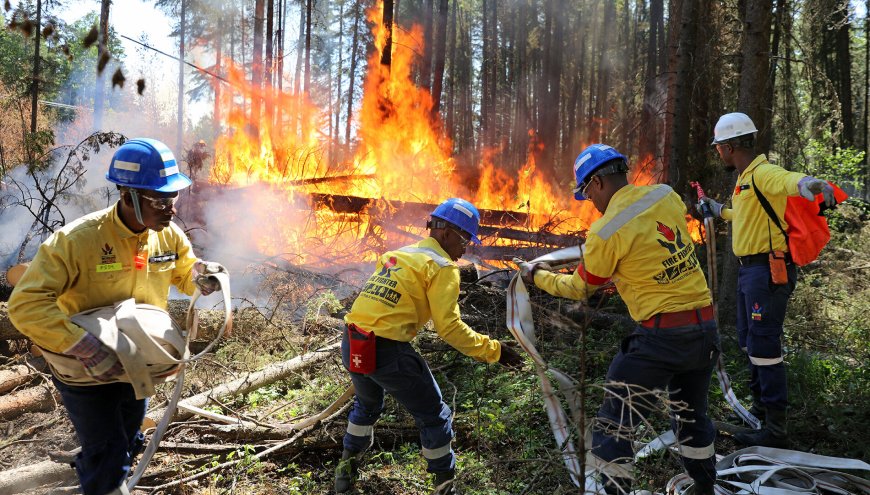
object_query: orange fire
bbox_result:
[206,1,699,264]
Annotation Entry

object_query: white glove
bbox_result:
[696,197,723,218]
[193,260,227,295]
[513,258,550,285]
[798,176,836,207]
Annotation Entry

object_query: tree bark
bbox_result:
[0,383,58,421]
[30,0,42,134]
[304,0,313,92]
[421,0,434,92]
[346,0,362,149]
[177,0,187,152]
[430,0,449,118]
[252,0,265,131]
[0,459,77,494]
[738,0,772,155]
[265,0,275,127]
[381,0,394,68]
[213,17,223,139]
[93,0,110,132]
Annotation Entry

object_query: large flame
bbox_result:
[205,1,696,265]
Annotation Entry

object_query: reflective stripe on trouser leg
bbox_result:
[738,264,793,411]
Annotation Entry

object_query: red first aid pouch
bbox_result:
[347,323,376,374]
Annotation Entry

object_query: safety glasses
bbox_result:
[448,226,472,248]
[139,194,179,211]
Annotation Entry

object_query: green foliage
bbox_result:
[794,135,866,189]
[304,289,344,322]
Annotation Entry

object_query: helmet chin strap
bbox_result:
[128,188,146,226]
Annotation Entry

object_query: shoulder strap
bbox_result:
[596,185,673,241]
[397,246,452,267]
[751,174,789,243]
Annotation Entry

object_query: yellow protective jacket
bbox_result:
[720,154,806,257]
[345,237,502,363]
[534,184,711,322]
[9,203,198,354]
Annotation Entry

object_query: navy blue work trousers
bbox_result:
[341,331,454,473]
[53,377,146,495]
[591,320,719,487]
[736,261,796,411]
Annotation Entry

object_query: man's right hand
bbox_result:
[66,333,124,382]
[696,197,723,218]
[514,258,550,285]
[498,342,524,369]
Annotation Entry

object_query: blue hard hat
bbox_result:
[572,144,627,200]
[106,138,192,192]
[431,198,481,245]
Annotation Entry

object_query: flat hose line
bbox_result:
[126,271,233,490]
[506,246,869,494]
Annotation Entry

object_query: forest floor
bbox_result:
[1,200,868,495]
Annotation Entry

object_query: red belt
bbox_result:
[640,305,714,329]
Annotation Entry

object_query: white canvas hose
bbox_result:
[506,246,769,490]
[126,271,232,490]
[507,247,870,493]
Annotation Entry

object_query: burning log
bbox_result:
[476,226,583,247]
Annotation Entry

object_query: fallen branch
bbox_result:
[0,363,39,394]
[147,341,341,423]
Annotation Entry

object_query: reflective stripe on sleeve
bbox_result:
[398,246,452,267]
[347,422,374,437]
[421,442,452,459]
[678,441,715,459]
[749,355,783,366]
[596,185,673,240]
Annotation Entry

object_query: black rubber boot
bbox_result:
[334,449,360,493]
[691,481,715,495]
[733,407,788,448]
[432,470,457,495]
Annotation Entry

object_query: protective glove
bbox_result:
[497,342,524,369]
[695,197,723,218]
[513,258,550,285]
[65,332,124,382]
[798,176,836,207]
[193,260,227,295]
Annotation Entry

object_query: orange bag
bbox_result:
[754,177,849,266]
[782,184,849,265]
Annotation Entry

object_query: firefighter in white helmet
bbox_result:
[9,138,225,495]
[701,112,835,448]
[518,144,719,495]
[334,198,523,494]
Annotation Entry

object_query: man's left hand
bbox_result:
[514,258,550,285]
[194,260,227,295]
[498,342,524,370]
[798,176,836,207]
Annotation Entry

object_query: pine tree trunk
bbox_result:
[214,18,223,139]
[93,0,110,132]
[304,0,313,92]
[176,0,186,151]
[430,0,449,118]
[252,0,265,132]
[265,0,275,128]
[738,0,772,154]
[421,0,434,92]
[345,0,362,150]
[381,0,394,68]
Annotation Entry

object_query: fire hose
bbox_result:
[690,181,761,432]
[507,250,870,493]
[125,272,233,490]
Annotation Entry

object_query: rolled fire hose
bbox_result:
[506,246,765,490]
[126,271,233,490]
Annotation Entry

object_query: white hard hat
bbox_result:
[711,112,758,145]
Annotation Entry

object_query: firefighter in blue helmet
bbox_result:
[334,198,523,494]
[701,113,836,448]
[518,144,719,495]
[9,138,225,495]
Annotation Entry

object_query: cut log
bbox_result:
[0,363,40,394]
[0,383,59,421]
[147,341,341,423]
[0,458,77,494]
